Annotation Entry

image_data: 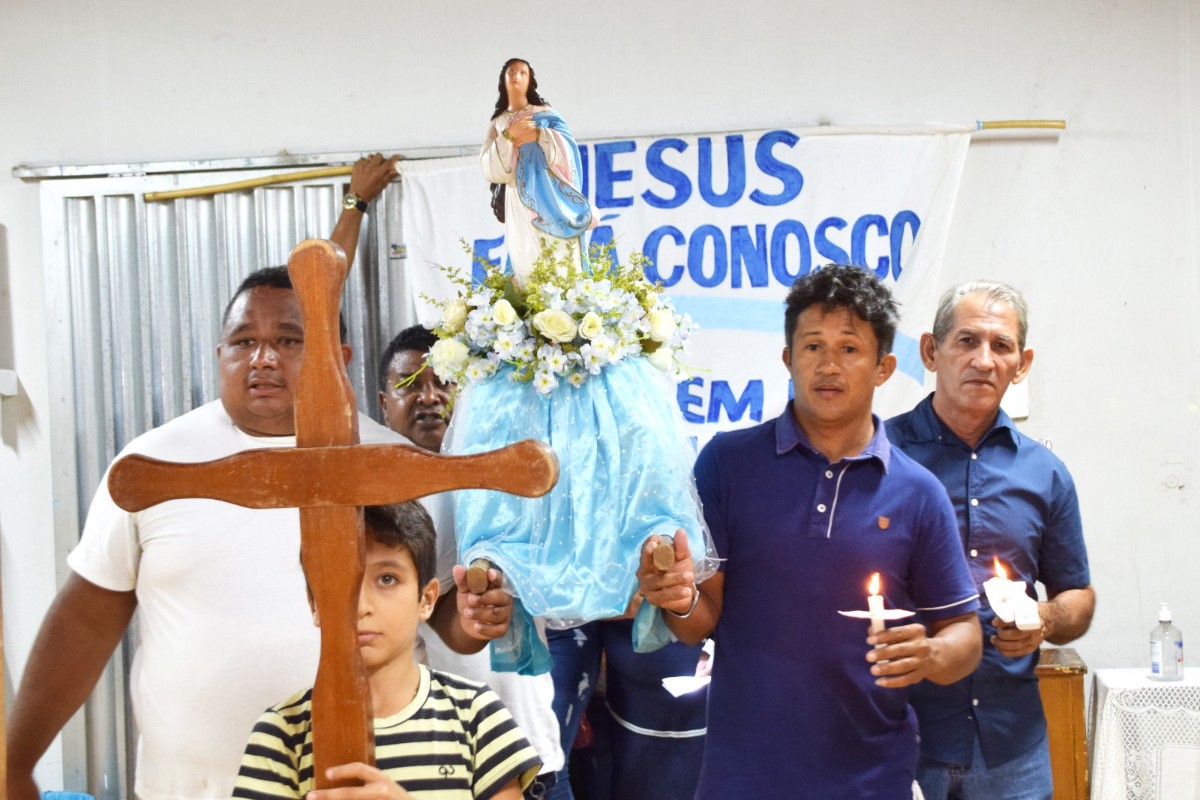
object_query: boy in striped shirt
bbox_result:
[234,503,541,799]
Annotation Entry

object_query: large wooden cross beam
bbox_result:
[108,239,558,789]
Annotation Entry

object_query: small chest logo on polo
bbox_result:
[878,516,890,530]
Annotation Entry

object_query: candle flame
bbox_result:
[993,557,1008,581]
[868,572,881,596]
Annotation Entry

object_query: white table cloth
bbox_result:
[1090,668,1200,799]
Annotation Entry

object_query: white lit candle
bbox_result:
[982,557,1041,631]
[838,576,914,633]
[867,572,886,634]
[982,557,1016,619]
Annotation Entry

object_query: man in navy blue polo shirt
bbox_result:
[886,281,1094,800]
[637,265,982,800]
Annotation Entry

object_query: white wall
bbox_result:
[3,0,1197,788]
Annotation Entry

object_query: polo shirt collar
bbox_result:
[909,392,1020,449]
[775,402,892,471]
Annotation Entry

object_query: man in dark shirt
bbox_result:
[638,265,982,799]
[887,280,1094,800]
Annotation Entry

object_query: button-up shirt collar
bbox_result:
[775,402,892,472]
[903,396,1020,453]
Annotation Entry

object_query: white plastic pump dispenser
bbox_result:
[1150,602,1184,681]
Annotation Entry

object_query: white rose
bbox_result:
[647,345,676,372]
[647,308,677,342]
[442,298,468,333]
[532,308,578,343]
[578,311,605,340]
[492,298,518,326]
[429,338,470,378]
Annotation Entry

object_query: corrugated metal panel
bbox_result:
[39,163,405,798]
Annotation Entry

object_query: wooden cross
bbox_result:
[107,239,558,789]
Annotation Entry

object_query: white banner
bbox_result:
[397,124,972,447]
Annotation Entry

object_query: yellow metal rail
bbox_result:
[144,165,353,202]
[977,119,1066,131]
[143,120,1066,202]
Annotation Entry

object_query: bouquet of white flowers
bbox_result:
[427,242,696,396]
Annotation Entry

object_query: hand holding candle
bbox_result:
[982,558,1041,631]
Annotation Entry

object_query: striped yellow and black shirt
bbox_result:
[233,665,541,799]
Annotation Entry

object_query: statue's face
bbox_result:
[505,61,531,97]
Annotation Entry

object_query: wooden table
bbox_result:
[1037,647,1088,800]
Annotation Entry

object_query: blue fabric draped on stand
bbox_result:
[446,357,716,674]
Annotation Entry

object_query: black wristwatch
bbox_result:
[342,192,368,213]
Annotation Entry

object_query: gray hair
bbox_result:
[931,281,1029,350]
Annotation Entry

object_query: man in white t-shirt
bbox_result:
[378,324,570,800]
[7,157,511,800]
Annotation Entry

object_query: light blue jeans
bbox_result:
[917,733,1052,800]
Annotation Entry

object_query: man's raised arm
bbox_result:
[329,153,398,269]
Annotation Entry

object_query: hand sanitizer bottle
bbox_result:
[1150,602,1184,681]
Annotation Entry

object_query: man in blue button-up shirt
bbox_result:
[887,281,1095,800]
[636,266,983,800]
